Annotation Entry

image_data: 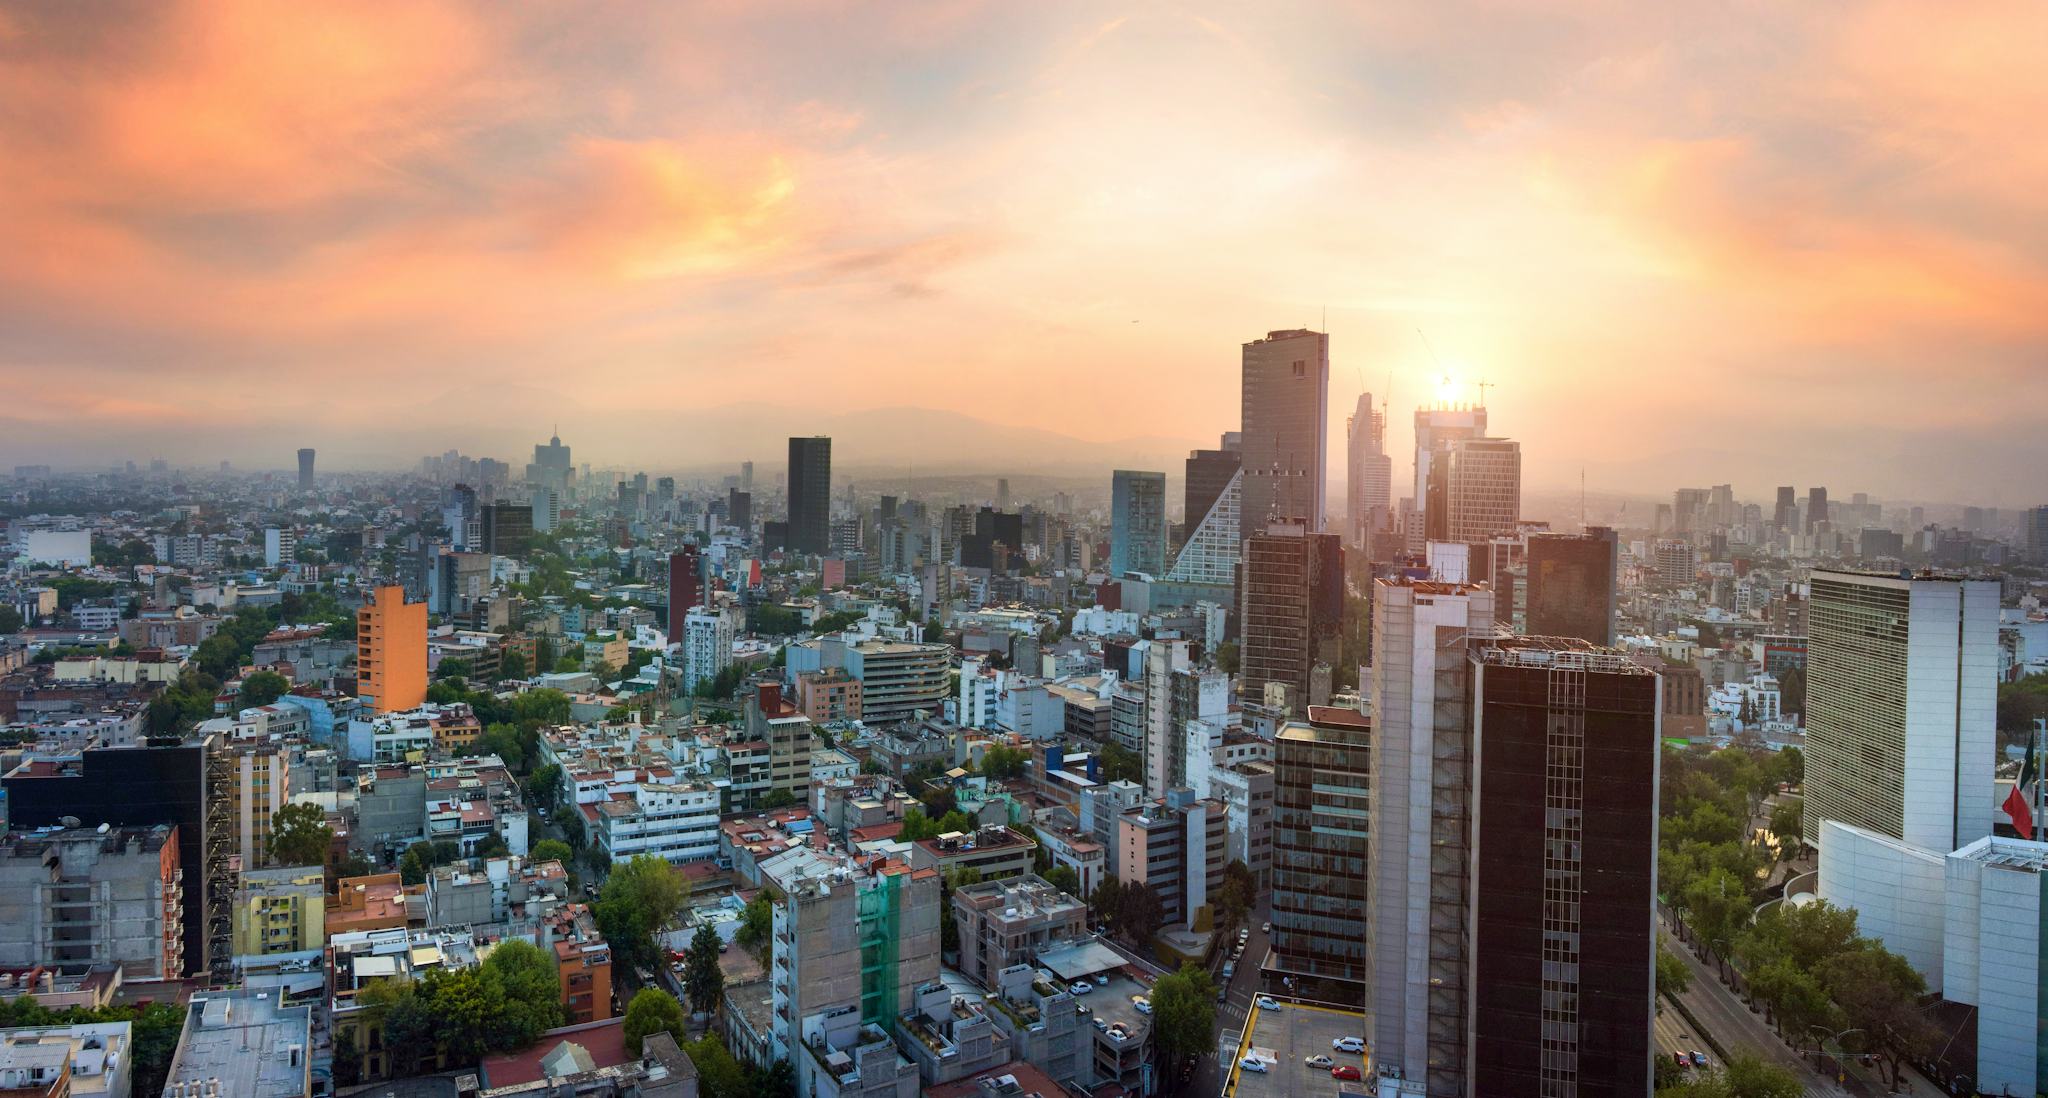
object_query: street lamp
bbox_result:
[1808,1025,1863,1086]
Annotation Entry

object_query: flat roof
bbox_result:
[1036,939,1126,980]
[164,990,312,1098]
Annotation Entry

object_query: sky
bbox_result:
[1,1,2044,504]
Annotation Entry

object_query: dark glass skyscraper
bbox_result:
[297,447,315,489]
[1467,636,1659,1098]
[1271,705,1372,997]
[1525,528,1618,646]
[787,436,831,555]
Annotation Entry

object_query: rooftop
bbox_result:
[162,990,312,1098]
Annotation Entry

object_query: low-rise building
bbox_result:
[0,825,183,981]
[163,990,312,1098]
[233,866,327,963]
[951,876,1088,989]
[328,927,479,1081]
[545,903,615,1026]
[0,1019,133,1098]
[908,825,1037,883]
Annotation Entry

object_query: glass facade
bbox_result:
[1271,709,1371,990]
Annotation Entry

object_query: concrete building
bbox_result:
[1271,706,1372,996]
[0,825,183,981]
[1116,789,1224,932]
[163,989,312,1098]
[357,585,427,714]
[1368,577,1494,1097]
[1205,758,1274,891]
[264,526,297,567]
[1466,637,1659,1098]
[951,875,1088,989]
[1346,391,1393,553]
[546,903,615,1025]
[682,606,734,695]
[788,437,833,556]
[745,682,816,810]
[296,447,315,490]
[1108,471,1168,578]
[230,742,290,868]
[1424,436,1522,548]
[840,640,950,727]
[1408,405,1488,553]
[1805,569,1999,854]
[909,825,1037,883]
[0,1019,132,1098]
[795,667,863,724]
[1942,836,2048,1097]
[1237,521,1343,712]
[1238,329,1329,537]
[232,866,326,963]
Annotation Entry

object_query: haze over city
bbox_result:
[3,1,2044,501]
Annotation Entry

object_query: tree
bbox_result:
[980,744,1030,780]
[1657,1052,1805,1098]
[1090,878,1124,932]
[1150,963,1218,1081]
[1214,640,1239,675]
[1654,945,1690,999]
[761,788,796,811]
[683,1034,752,1098]
[399,839,461,885]
[1119,883,1165,946]
[1736,899,1859,978]
[476,722,526,770]
[1746,959,1836,1042]
[1768,797,1804,862]
[500,648,529,680]
[1818,944,1934,1088]
[899,808,942,843]
[532,839,574,868]
[1099,742,1143,785]
[526,763,564,805]
[0,606,22,634]
[268,802,333,867]
[735,895,774,960]
[623,988,687,1056]
[598,856,690,971]
[481,938,564,1049]
[1044,865,1081,896]
[476,832,510,859]
[684,923,726,1016]
[552,804,586,849]
[240,670,290,708]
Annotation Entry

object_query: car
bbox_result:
[1238,928,1249,941]
[1331,1065,1363,1081]
[1332,1036,1365,1053]
[1095,975,1112,987]
[1672,1051,1689,1069]
[1255,995,1280,1010]
[1221,963,1235,980]
[1690,1051,1708,1068]
[1133,998,1152,1015]
[1076,1003,1091,1017]
[1304,1055,1334,1069]
[1216,987,1227,1002]
[1238,1057,1269,1074]
[1262,921,1271,933]
[1069,982,1094,996]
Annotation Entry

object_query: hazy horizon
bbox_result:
[3,3,2043,505]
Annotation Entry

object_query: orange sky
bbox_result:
[1,1,2043,501]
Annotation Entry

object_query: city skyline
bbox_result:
[2,3,2043,499]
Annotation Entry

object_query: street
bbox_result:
[1660,922,1848,1098]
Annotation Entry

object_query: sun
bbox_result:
[1434,373,1462,405]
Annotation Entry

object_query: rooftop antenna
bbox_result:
[1476,379,1493,407]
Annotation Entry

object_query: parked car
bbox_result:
[1672,1051,1689,1069]
[1262,921,1271,933]
[1069,982,1094,996]
[1255,995,1281,1011]
[1689,1051,1708,1068]
[1304,1055,1334,1069]
[1332,1036,1365,1053]
[1133,997,1152,1015]
[1239,1057,1268,1074]
[1331,1065,1363,1081]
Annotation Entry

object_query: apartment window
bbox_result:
[1292,360,1306,377]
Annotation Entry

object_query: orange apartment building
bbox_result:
[794,667,863,723]
[358,585,428,714]
[547,904,614,1024]
[325,872,416,937]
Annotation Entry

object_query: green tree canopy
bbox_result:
[684,923,726,1016]
[268,802,333,868]
[1150,963,1218,1081]
[623,988,686,1056]
[239,670,290,708]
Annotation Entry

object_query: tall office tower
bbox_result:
[1467,636,1659,1098]
[1183,437,1242,543]
[1806,570,1998,854]
[357,585,428,714]
[1271,705,1374,999]
[727,488,752,536]
[667,546,703,638]
[786,436,832,555]
[530,488,560,534]
[1423,437,1521,545]
[526,432,573,494]
[996,477,1011,513]
[1653,539,1698,586]
[1141,640,1227,799]
[1346,392,1393,551]
[1239,329,1329,538]
[1369,577,1495,1098]
[1239,522,1344,710]
[479,501,534,558]
[1409,404,1488,554]
[1807,486,1830,533]
[1109,470,1168,577]
[1775,486,1797,530]
[1671,487,1710,536]
[2028,505,2048,564]
[1525,528,1619,646]
[296,448,315,489]
[1164,469,1242,596]
[740,460,754,491]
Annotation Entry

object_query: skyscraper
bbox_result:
[357,585,427,714]
[1369,577,1495,1097]
[1271,704,1373,997]
[1467,636,1659,1098]
[668,546,703,638]
[1775,485,1797,530]
[479,501,534,558]
[1805,569,1998,853]
[296,448,315,490]
[1239,522,1344,710]
[1346,392,1392,552]
[1409,405,1488,554]
[1239,329,1329,538]
[1423,436,1521,545]
[787,436,832,555]
[1182,438,1242,544]
[1806,485,1830,533]
[2027,505,2048,565]
[1109,469,1168,577]
[1524,528,1619,646]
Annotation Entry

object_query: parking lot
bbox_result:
[1224,997,1371,1098]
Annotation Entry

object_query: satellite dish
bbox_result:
[59,816,81,829]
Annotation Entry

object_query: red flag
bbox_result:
[2004,740,2037,836]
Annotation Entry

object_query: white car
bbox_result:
[1238,1057,1269,1074]
[1068,982,1093,996]
[1304,1054,1334,1068]
[1133,997,1152,1015]
[1255,995,1280,1011]
[1332,1036,1366,1053]
[1262,921,1271,933]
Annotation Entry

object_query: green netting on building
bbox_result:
[858,871,901,1031]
